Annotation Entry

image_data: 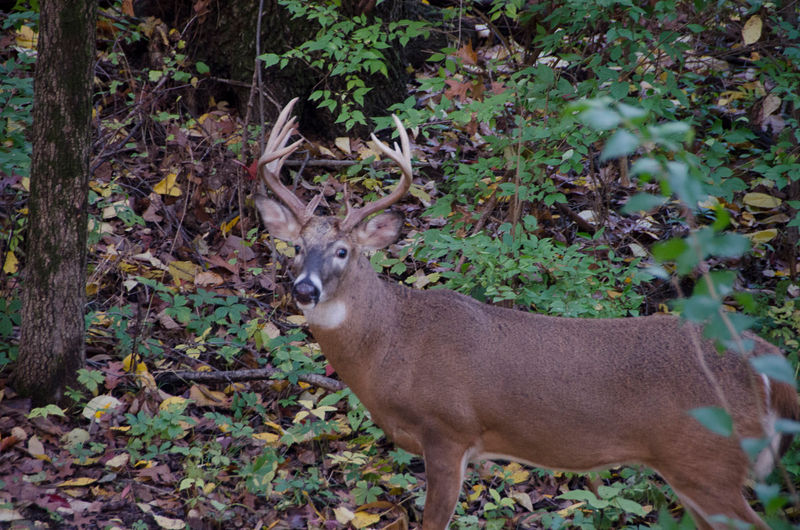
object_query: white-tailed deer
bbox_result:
[255,99,798,529]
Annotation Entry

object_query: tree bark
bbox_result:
[12,0,96,406]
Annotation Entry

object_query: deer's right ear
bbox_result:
[354,212,403,250]
[255,195,302,241]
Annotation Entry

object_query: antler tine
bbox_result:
[257,98,307,220]
[341,114,412,230]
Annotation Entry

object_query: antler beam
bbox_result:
[341,115,413,231]
[257,98,307,222]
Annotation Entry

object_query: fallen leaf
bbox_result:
[194,270,223,287]
[743,192,781,209]
[189,384,230,407]
[286,314,307,326]
[334,506,355,525]
[58,477,98,488]
[747,228,778,243]
[153,514,186,529]
[169,260,199,283]
[105,453,130,469]
[27,435,48,461]
[742,15,762,45]
[0,508,25,522]
[83,395,122,421]
[352,511,382,528]
[160,396,188,411]
[335,136,351,155]
[252,432,280,444]
[153,172,182,196]
[510,490,534,511]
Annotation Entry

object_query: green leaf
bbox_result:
[28,404,66,419]
[630,157,662,178]
[749,355,797,387]
[600,129,639,161]
[195,61,210,74]
[689,406,733,437]
[614,497,647,516]
[580,107,621,130]
[775,419,800,434]
[682,294,720,323]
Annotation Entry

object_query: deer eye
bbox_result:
[335,248,348,259]
[293,244,301,254]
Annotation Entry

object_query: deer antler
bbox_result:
[258,97,308,222]
[341,114,412,231]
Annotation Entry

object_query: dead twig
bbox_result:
[155,366,345,392]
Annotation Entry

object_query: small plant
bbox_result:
[260,0,430,130]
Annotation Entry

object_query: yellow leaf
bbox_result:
[274,239,295,257]
[352,511,382,529]
[747,229,778,244]
[153,172,182,196]
[169,260,199,283]
[160,396,188,411]
[742,15,762,45]
[221,215,239,235]
[252,432,280,444]
[286,314,307,326]
[743,192,781,209]
[15,25,38,48]
[3,251,18,274]
[122,354,148,374]
[73,456,100,466]
[188,384,229,407]
[466,483,484,502]
[334,136,351,155]
[504,462,530,484]
[58,477,97,488]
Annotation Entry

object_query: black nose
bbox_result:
[292,280,320,306]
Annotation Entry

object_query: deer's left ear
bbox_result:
[256,195,302,241]
[354,212,402,250]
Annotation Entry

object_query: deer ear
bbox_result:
[256,195,302,241]
[354,212,402,250]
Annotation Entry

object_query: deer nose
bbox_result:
[292,280,320,306]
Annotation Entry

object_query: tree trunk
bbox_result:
[12,0,96,406]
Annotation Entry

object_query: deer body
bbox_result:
[255,100,798,529]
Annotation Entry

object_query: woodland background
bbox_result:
[1,0,800,528]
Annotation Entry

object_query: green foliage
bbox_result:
[417,217,645,318]
[0,297,20,369]
[0,10,35,179]
[124,399,197,461]
[260,0,430,130]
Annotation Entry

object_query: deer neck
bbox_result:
[300,254,397,387]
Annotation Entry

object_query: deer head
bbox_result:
[255,98,412,315]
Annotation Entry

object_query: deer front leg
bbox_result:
[421,440,471,530]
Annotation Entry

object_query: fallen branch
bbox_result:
[155,366,345,392]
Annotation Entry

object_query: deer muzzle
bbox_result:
[292,278,320,306]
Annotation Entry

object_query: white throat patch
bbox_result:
[299,299,347,329]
